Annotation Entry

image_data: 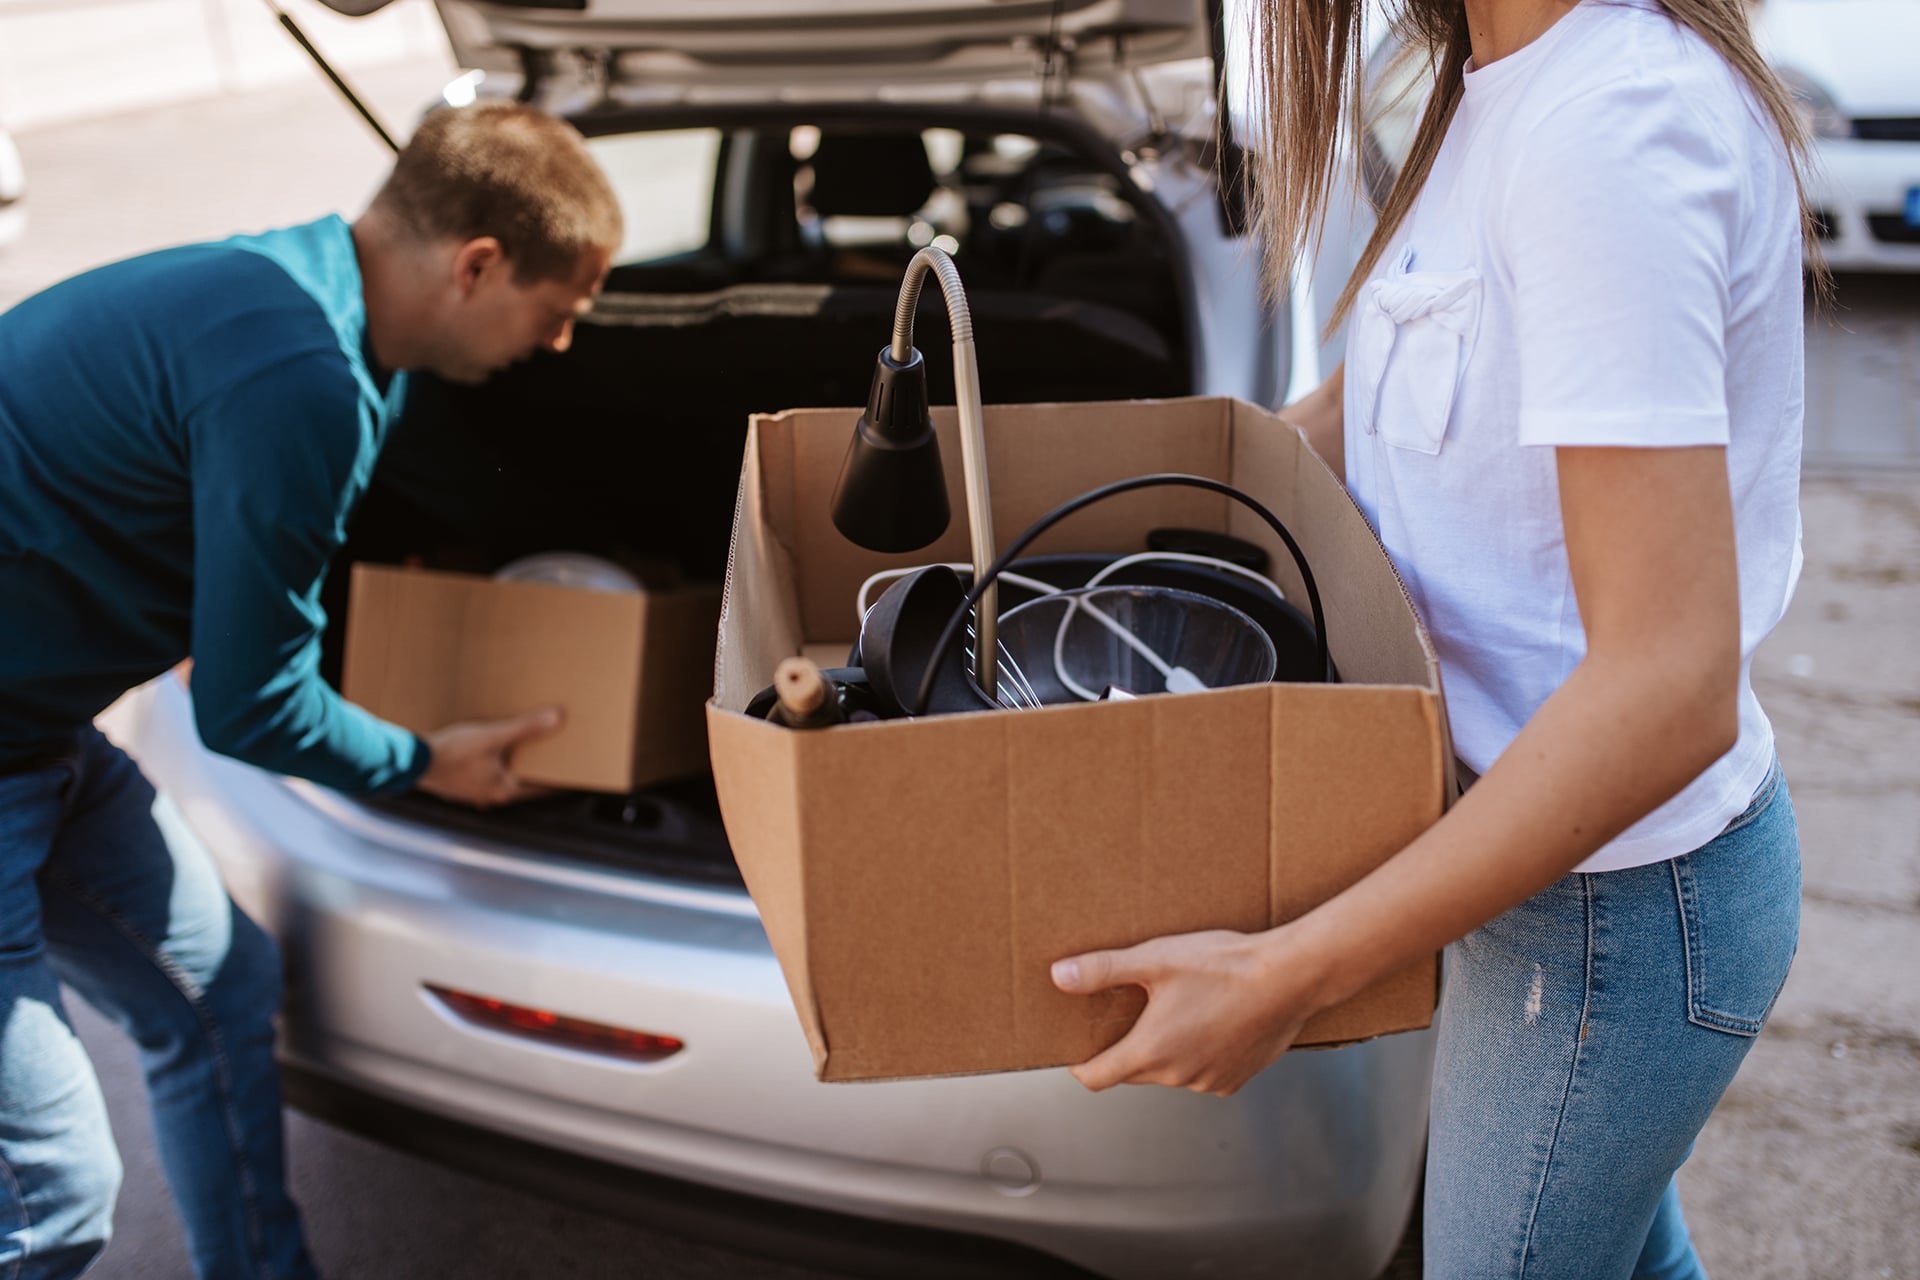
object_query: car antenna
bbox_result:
[259,0,401,154]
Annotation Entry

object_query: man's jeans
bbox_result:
[0,727,316,1280]
[1426,759,1801,1279]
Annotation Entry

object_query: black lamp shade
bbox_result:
[830,345,951,553]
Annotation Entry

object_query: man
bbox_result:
[0,102,622,1279]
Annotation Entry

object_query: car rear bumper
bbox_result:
[110,677,1433,1280]
[278,1061,1099,1279]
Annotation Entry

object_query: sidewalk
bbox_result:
[1688,471,1920,1278]
[0,0,446,131]
[0,53,451,311]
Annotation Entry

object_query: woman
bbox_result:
[1050,0,1810,1275]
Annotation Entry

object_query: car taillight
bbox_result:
[426,985,684,1064]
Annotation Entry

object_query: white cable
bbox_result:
[855,565,923,621]
[1086,551,1287,601]
[1052,553,1286,701]
[854,553,1284,706]
[855,564,1063,622]
[855,564,1143,702]
[1050,595,1169,702]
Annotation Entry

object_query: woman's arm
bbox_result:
[1280,362,1346,481]
[1053,443,1742,1094]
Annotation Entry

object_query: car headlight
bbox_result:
[1775,66,1852,140]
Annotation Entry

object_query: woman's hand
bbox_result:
[1050,444,1743,1100]
[1051,927,1331,1096]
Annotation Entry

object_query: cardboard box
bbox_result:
[344,564,721,793]
[708,397,1452,1082]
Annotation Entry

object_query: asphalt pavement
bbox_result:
[1,51,1916,1280]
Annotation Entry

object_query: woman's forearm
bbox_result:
[1052,448,1745,1095]
[1275,444,1744,1010]
[1279,647,1739,1012]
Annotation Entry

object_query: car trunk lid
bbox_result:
[325,0,1218,103]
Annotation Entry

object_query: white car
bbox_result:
[1754,0,1920,272]
[0,129,21,206]
[107,4,1432,1277]
[0,127,22,251]
[1359,5,1920,275]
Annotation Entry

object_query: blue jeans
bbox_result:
[0,727,316,1280]
[1425,759,1800,1279]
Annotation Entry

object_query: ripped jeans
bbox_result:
[0,727,316,1280]
[1425,759,1800,1279]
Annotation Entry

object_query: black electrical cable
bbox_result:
[911,473,1332,716]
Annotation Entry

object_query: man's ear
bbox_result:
[450,236,507,297]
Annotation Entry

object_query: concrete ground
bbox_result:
[1,49,1916,1280]
[1686,465,1920,1280]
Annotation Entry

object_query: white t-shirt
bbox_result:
[1342,0,1805,872]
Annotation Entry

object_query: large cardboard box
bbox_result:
[708,397,1452,1082]
[344,564,721,793]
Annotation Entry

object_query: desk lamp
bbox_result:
[830,246,999,697]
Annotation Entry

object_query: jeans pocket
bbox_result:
[1671,778,1801,1037]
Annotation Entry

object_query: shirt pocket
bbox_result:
[1351,249,1484,456]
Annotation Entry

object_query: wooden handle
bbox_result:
[775,657,828,717]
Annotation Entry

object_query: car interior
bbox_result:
[320,116,1195,874]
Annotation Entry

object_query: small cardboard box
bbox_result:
[344,564,721,793]
[708,397,1452,1082]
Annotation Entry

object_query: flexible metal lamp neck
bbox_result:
[888,247,997,699]
[891,247,974,361]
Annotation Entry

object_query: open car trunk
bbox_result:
[320,276,1191,884]
[320,0,1218,102]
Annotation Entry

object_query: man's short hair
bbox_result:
[371,101,622,283]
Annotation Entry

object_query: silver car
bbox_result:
[107,3,1433,1276]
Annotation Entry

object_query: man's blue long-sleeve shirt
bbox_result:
[0,215,427,793]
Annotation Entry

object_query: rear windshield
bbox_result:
[585,128,725,266]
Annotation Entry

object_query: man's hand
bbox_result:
[1051,927,1330,1097]
[416,706,564,809]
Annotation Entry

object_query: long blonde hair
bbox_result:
[1241,0,1826,331]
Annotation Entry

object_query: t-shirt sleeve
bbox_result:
[1498,72,1743,448]
[185,350,429,794]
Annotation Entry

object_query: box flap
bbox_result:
[715,425,805,712]
[1226,399,1442,692]
[705,706,828,1072]
[787,710,1017,1081]
[633,586,724,784]
[1266,682,1444,1046]
[1265,684,1446,924]
[756,398,1236,650]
